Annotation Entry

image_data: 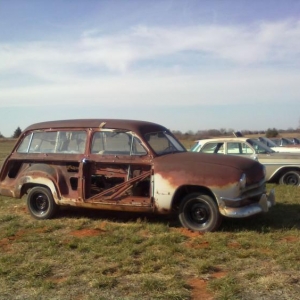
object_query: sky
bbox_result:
[1,0,300,137]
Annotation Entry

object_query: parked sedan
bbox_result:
[270,137,300,147]
[258,137,300,153]
[191,137,300,186]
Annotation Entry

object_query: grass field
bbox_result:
[1,140,300,299]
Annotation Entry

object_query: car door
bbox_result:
[226,142,256,160]
[84,129,153,208]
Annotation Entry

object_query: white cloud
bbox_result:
[1,19,300,78]
[0,19,300,110]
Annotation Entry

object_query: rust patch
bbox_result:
[69,228,105,237]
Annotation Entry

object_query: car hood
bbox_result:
[153,152,265,187]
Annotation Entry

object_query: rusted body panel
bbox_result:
[0,119,275,231]
[153,152,266,213]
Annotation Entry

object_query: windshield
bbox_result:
[247,139,275,154]
[144,131,186,155]
[190,142,201,152]
[281,138,293,145]
[258,137,278,147]
[293,138,300,144]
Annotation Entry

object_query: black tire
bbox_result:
[178,193,222,232]
[27,187,58,219]
[279,171,300,186]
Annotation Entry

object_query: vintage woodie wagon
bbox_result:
[0,119,275,232]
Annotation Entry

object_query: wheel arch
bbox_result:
[171,185,217,212]
[20,178,60,204]
[269,166,300,183]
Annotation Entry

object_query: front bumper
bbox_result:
[219,189,275,218]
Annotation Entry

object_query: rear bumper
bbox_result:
[219,189,275,218]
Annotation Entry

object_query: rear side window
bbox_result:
[91,131,147,156]
[17,131,87,154]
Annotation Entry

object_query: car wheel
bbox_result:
[178,193,222,232]
[279,171,300,186]
[27,187,58,219]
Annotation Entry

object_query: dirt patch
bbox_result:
[174,228,205,238]
[46,276,68,284]
[280,236,299,243]
[186,240,209,249]
[189,269,227,299]
[227,242,241,249]
[0,237,12,252]
[189,278,214,300]
[69,228,105,237]
[212,270,227,279]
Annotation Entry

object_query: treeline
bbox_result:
[0,127,22,139]
[1,126,299,140]
[172,127,300,141]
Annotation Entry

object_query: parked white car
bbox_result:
[258,137,300,153]
[191,137,300,186]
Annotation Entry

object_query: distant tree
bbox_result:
[208,129,221,137]
[219,128,227,135]
[0,132,4,138]
[266,128,279,138]
[12,127,22,138]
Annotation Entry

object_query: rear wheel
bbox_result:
[27,187,58,219]
[178,193,222,232]
[279,171,300,186]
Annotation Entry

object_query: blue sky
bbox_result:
[1,0,300,137]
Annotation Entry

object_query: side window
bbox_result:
[227,142,254,155]
[227,143,240,154]
[29,132,57,153]
[200,142,223,154]
[131,137,147,155]
[17,131,87,154]
[241,143,254,154]
[91,131,147,155]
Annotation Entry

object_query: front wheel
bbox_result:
[27,187,58,219]
[178,193,222,232]
[279,171,300,186]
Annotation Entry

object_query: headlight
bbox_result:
[239,173,247,189]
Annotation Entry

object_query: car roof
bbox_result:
[194,137,249,143]
[23,119,167,135]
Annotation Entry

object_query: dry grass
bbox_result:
[1,140,300,299]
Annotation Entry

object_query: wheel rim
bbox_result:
[31,193,49,215]
[284,173,299,185]
[188,202,211,226]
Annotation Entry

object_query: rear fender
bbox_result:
[16,164,60,201]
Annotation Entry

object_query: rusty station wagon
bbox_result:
[0,119,275,232]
